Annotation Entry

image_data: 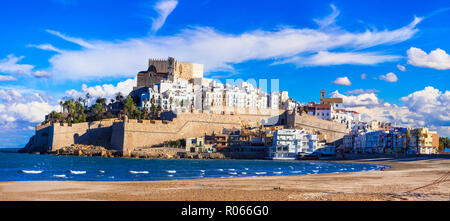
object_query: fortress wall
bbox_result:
[33,124,52,151]
[120,112,282,151]
[286,112,349,142]
[29,110,348,153]
[50,119,119,151]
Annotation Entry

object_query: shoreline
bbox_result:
[1,157,449,201]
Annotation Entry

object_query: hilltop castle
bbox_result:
[134,57,204,90]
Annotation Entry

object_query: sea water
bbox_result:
[0,149,389,182]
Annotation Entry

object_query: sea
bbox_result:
[0,148,389,182]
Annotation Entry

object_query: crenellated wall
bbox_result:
[25,110,349,153]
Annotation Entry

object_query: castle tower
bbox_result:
[320,89,326,104]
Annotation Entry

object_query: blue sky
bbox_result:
[0,0,449,148]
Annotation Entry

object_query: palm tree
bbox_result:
[85,93,91,107]
[405,130,411,155]
[124,96,136,118]
[59,100,63,113]
[415,128,424,155]
[115,92,124,102]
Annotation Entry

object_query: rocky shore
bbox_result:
[47,144,227,160]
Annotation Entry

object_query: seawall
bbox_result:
[22,109,349,153]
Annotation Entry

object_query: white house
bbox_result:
[267,129,318,160]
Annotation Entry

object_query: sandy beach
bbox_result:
[0,157,449,201]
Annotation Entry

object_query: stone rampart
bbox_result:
[285,111,349,142]
[24,110,349,153]
[117,111,280,151]
[49,119,119,151]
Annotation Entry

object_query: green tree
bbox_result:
[124,96,137,118]
[91,103,104,121]
[439,137,450,152]
[115,92,124,102]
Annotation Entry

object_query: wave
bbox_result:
[21,170,43,174]
[227,169,235,171]
[200,170,205,173]
[217,169,224,171]
[312,170,319,173]
[241,172,247,175]
[53,174,67,178]
[166,170,177,173]
[273,171,283,174]
[228,172,238,175]
[98,170,105,173]
[129,170,149,174]
[167,174,174,177]
[290,171,301,173]
[244,168,249,170]
[69,170,86,174]
[255,172,267,175]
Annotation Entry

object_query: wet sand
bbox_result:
[0,157,449,201]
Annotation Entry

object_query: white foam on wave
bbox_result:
[200,170,205,173]
[167,174,174,177]
[244,168,249,170]
[129,170,149,174]
[290,171,302,173]
[312,170,319,173]
[98,170,105,173]
[288,166,294,169]
[255,172,267,175]
[228,172,238,175]
[273,171,283,174]
[21,170,43,174]
[166,170,177,173]
[53,174,67,178]
[241,172,247,175]
[217,169,224,171]
[227,169,236,171]
[70,170,86,174]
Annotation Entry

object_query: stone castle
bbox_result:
[134,57,204,90]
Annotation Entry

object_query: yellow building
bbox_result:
[414,128,439,154]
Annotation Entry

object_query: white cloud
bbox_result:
[0,89,58,126]
[330,90,380,107]
[345,89,380,94]
[400,86,450,122]
[397,64,406,71]
[32,10,421,80]
[313,4,340,29]
[0,89,23,103]
[65,78,136,105]
[0,75,17,82]
[407,47,450,70]
[27,43,62,53]
[281,51,399,66]
[32,71,52,78]
[331,86,449,136]
[332,76,352,86]
[151,0,178,32]
[379,72,398,82]
[46,29,96,49]
[7,102,59,123]
[0,54,34,75]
